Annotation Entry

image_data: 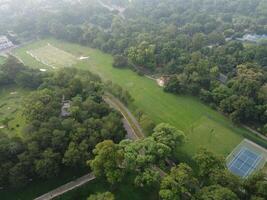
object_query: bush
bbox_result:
[136,70,144,76]
[113,55,129,68]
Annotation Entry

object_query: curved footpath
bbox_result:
[34,94,144,200]
[103,93,145,139]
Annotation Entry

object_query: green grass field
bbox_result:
[27,43,77,68]
[0,86,29,135]
[14,38,267,158]
[0,55,6,65]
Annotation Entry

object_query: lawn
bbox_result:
[0,55,6,65]
[14,38,267,158]
[27,43,77,68]
[0,86,29,135]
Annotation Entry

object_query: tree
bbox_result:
[63,141,89,167]
[191,33,206,51]
[209,169,242,196]
[15,70,42,89]
[164,76,184,94]
[113,55,128,68]
[1,56,25,83]
[127,41,156,69]
[121,137,171,171]
[23,89,61,122]
[152,123,184,152]
[243,172,267,200]
[198,185,239,200]
[139,114,155,135]
[87,192,115,200]
[159,163,199,200]
[34,148,60,179]
[8,163,28,188]
[194,148,225,185]
[134,168,160,188]
[88,140,125,184]
[220,95,255,123]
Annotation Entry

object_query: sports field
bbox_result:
[14,39,267,157]
[0,86,29,134]
[226,139,267,178]
[27,43,77,68]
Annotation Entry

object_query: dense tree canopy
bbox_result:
[0,62,126,188]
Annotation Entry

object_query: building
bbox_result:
[217,73,228,84]
[61,95,71,117]
[0,36,13,51]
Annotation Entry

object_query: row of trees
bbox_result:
[0,56,43,89]
[0,61,126,188]
[88,124,267,200]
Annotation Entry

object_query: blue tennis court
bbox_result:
[227,147,263,178]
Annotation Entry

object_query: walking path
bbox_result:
[34,94,144,200]
[34,173,96,200]
[243,125,267,141]
[103,93,144,139]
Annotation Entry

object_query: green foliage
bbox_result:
[34,148,61,179]
[138,114,155,135]
[134,168,160,188]
[194,148,225,185]
[159,164,199,200]
[87,191,115,200]
[105,81,134,105]
[197,185,239,200]
[23,89,61,122]
[0,68,126,189]
[89,140,125,184]
[243,172,267,200]
[89,123,184,187]
[152,123,184,152]
[113,55,129,68]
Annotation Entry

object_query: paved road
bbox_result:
[34,173,96,200]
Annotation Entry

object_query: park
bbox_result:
[13,38,267,157]
[0,38,266,199]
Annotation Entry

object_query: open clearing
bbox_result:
[14,39,267,158]
[0,86,29,134]
[27,43,77,68]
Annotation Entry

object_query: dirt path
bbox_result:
[34,173,96,200]
[103,93,144,139]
